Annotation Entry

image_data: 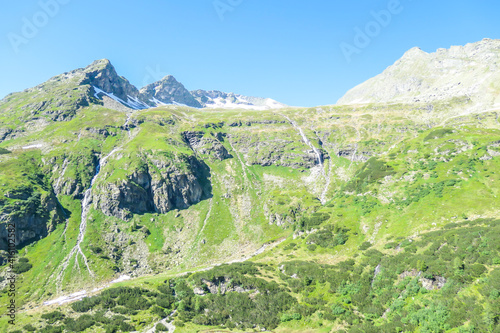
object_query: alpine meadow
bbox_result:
[2,37,500,333]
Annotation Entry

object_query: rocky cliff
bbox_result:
[0,185,63,251]
[93,152,211,221]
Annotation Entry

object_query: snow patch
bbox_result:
[22,144,43,149]
[43,291,87,306]
[110,275,131,284]
[93,86,148,110]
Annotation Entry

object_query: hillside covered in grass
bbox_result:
[2,40,500,332]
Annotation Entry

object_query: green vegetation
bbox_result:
[14,219,500,332]
[2,87,500,332]
[12,257,32,274]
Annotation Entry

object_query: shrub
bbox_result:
[307,244,317,251]
[280,313,302,322]
[384,242,397,249]
[424,129,454,141]
[299,212,330,230]
[39,325,64,333]
[112,306,137,315]
[12,260,32,274]
[23,324,36,332]
[89,245,103,254]
[332,305,346,316]
[64,314,95,332]
[41,311,65,324]
[151,305,167,317]
[71,296,101,312]
[156,323,168,331]
[117,294,150,310]
[158,283,174,295]
[119,321,135,331]
[156,294,173,309]
[344,158,395,192]
[359,242,372,251]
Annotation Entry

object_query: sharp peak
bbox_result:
[159,74,177,81]
[401,46,428,58]
[88,58,113,67]
[84,59,117,74]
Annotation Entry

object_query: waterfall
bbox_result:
[281,114,323,166]
[57,121,126,281]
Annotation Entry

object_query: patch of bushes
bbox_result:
[12,257,32,274]
[359,242,372,250]
[41,311,65,324]
[424,128,454,141]
[307,226,349,248]
[64,314,95,332]
[299,212,330,231]
[344,157,395,193]
[23,324,36,332]
[156,323,168,331]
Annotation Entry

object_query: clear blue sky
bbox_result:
[1,0,499,107]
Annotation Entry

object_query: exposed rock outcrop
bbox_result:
[0,189,63,251]
[94,153,212,221]
[337,149,371,162]
[183,131,231,161]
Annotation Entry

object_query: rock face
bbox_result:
[47,154,98,199]
[0,190,63,251]
[182,131,232,161]
[94,154,212,221]
[84,59,149,108]
[338,38,500,107]
[140,76,202,108]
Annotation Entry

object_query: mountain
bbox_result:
[338,38,500,108]
[191,89,288,110]
[140,75,203,108]
[1,41,500,333]
[0,58,287,126]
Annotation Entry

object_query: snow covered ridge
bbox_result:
[191,90,288,110]
[26,59,288,111]
[92,85,287,111]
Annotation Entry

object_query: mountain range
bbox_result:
[1,39,500,333]
[2,58,287,114]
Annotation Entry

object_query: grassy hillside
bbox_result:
[1,98,500,332]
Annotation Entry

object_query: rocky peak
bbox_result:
[82,59,148,108]
[139,75,202,108]
[399,47,428,61]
